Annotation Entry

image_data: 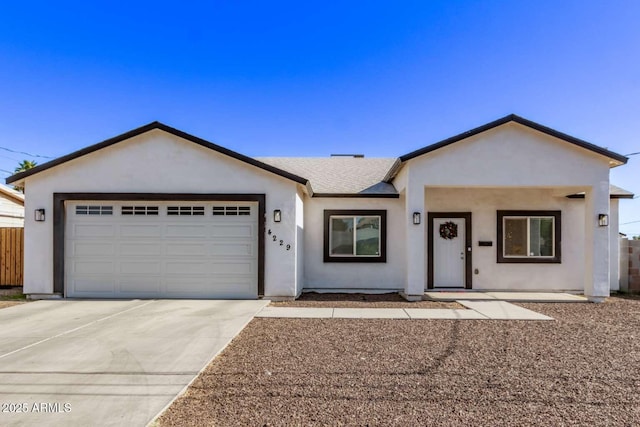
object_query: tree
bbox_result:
[13,160,37,193]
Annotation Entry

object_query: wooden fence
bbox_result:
[0,228,23,286]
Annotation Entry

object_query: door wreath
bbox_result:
[439,221,458,240]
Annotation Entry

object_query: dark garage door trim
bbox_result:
[53,193,266,297]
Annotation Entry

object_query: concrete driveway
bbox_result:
[0,299,268,427]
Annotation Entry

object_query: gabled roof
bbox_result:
[257,157,399,197]
[5,122,309,187]
[399,114,629,166]
[0,184,24,205]
[5,115,631,199]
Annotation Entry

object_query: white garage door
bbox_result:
[65,201,258,299]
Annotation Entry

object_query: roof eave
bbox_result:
[566,194,635,200]
[0,186,25,204]
[382,158,403,183]
[312,193,400,198]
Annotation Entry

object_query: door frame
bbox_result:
[427,212,472,289]
[53,192,266,297]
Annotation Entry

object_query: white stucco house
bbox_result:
[7,114,632,302]
[0,184,25,227]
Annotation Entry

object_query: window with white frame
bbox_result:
[324,210,386,262]
[497,210,561,263]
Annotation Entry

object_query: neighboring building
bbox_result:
[6,115,632,302]
[0,184,24,227]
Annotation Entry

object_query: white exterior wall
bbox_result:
[295,190,305,297]
[402,123,613,296]
[0,196,24,227]
[303,197,405,291]
[405,124,610,187]
[609,199,620,291]
[22,130,301,298]
[425,188,585,291]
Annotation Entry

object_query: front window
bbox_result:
[324,210,386,262]
[497,211,561,263]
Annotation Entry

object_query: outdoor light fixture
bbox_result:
[34,209,45,222]
[413,212,421,225]
[274,210,282,223]
[598,214,609,227]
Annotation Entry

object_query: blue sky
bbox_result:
[1,1,638,234]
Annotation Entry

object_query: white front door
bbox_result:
[433,217,466,288]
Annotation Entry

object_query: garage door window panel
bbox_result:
[122,206,159,216]
[168,206,205,216]
[213,206,251,216]
[76,205,113,215]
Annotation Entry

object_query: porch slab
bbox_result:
[404,308,487,320]
[332,308,409,319]
[425,291,587,303]
[457,300,554,320]
[256,307,334,318]
[484,292,587,302]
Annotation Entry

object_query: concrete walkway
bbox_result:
[256,292,584,320]
[257,300,553,321]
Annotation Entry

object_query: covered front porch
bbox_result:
[401,185,614,302]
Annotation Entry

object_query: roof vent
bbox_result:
[330,154,365,158]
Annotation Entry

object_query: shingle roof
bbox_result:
[256,157,400,196]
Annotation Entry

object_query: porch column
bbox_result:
[584,181,610,302]
[403,184,425,300]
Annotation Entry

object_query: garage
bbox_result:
[64,200,259,299]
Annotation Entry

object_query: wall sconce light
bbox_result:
[598,213,608,227]
[413,212,421,225]
[34,208,45,222]
[274,210,282,223]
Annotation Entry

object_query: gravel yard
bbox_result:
[158,295,640,426]
[270,292,462,309]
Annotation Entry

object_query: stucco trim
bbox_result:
[7,122,309,186]
[52,192,266,297]
[399,114,628,165]
[427,212,473,290]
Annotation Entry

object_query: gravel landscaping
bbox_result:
[271,292,462,309]
[158,295,640,426]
